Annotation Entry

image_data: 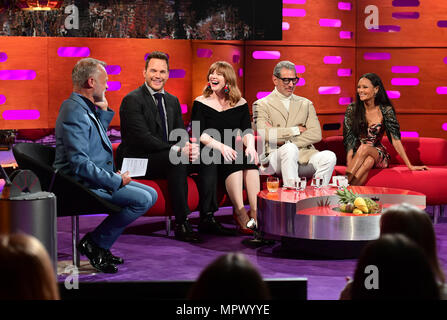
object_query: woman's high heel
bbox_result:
[232,207,254,235]
[248,209,258,229]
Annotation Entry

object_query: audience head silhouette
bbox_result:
[380,203,445,283]
[188,252,271,300]
[0,233,59,300]
[350,233,439,300]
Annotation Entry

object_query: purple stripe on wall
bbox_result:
[442,123,447,131]
[0,95,5,105]
[318,86,341,94]
[0,70,36,80]
[295,65,305,73]
[364,52,391,60]
[401,131,419,137]
[339,97,352,105]
[436,87,447,94]
[391,66,419,73]
[283,8,306,17]
[438,21,447,28]
[392,12,419,19]
[296,78,305,86]
[387,91,401,99]
[283,0,306,4]
[323,56,342,64]
[196,49,213,58]
[319,19,342,27]
[338,2,352,11]
[232,54,240,64]
[105,65,121,75]
[392,0,419,7]
[180,104,188,114]
[444,57,447,64]
[2,109,40,120]
[107,81,121,91]
[0,52,7,62]
[256,92,270,99]
[368,25,401,32]
[238,68,243,77]
[339,31,353,39]
[391,78,419,86]
[169,69,186,78]
[252,51,281,59]
[337,69,352,77]
[57,47,90,57]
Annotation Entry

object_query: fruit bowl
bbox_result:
[335,188,383,214]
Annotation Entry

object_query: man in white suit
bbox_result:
[253,60,336,186]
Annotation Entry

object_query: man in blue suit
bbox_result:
[54,58,158,273]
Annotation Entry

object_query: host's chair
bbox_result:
[12,142,121,267]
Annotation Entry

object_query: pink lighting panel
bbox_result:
[391,78,420,86]
[282,8,306,17]
[252,51,281,59]
[319,19,342,27]
[2,109,40,120]
[57,47,90,57]
[0,70,36,80]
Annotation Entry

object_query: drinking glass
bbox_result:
[285,178,295,189]
[296,177,307,191]
[311,175,323,188]
[267,176,280,192]
[336,175,349,189]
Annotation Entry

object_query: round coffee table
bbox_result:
[257,186,426,258]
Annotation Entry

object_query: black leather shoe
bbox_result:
[105,250,124,265]
[77,233,118,273]
[199,214,237,236]
[175,221,202,243]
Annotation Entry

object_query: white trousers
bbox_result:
[261,143,336,186]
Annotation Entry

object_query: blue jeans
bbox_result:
[89,181,157,249]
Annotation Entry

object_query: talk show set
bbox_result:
[1,0,447,310]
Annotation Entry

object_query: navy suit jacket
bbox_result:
[54,93,122,192]
[117,84,185,166]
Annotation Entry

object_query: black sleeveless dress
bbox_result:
[191,100,258,181]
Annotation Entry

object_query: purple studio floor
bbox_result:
[55,206,447,300]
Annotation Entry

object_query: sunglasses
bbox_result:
[274,75,299,85]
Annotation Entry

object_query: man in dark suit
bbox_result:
[54,58,158,273]
[117,51,232,243]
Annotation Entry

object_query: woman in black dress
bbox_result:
[343,73,428,185]
[191,61,259,234]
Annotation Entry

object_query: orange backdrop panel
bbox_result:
[356,0,447,48]
[189,40,244,120]
[356,48,447,113]
[281,0,356,47]
[47,37,192,127]
[0,37,49,130]
[244,45,356,114]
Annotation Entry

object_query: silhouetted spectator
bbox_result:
[188,252,271,300]
[349,234,440,300]
[0,233,60,300]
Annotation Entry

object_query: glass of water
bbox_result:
[336,175,349,189]
[296,177,307,191]
[311,175,323,188]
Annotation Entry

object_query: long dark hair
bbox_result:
[351,73,394,138]
[380,203,445,283]
[351,234,440,300]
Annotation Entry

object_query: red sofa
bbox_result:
[112,143,242,233]
[317,136,447,206]
[113,136,447,230]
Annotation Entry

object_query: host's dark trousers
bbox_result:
[145,150,218,224]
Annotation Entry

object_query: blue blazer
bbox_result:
[54,93,122,192]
